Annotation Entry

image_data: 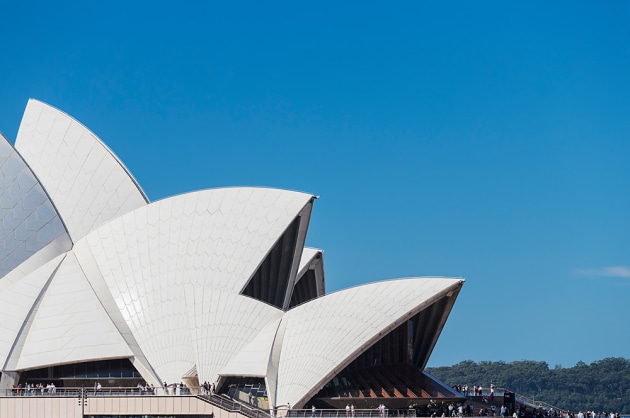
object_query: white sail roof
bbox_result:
[296,248,321,277]
[185,288,283,383]
[0,100,465,411]
[0,254,65,370]
[75,187,312,382]
[219,316,283,378]
[0,133,70,280]
[275,277,464,406]
[15,251,132,370]
[294,247,325,300]
[14,99,148,242]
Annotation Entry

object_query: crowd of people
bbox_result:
[161,381,189,395]
[202,380,216,395]
[8,380,195,396]
[431,402,493,417]
[561,412,620,418]
[453,384,497,398]
[10,382,57,396]
[443,385,624,418]
[134,382,157,395]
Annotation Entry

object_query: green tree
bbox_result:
[426,357,630,413]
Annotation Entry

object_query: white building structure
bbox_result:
[0,100,464,411]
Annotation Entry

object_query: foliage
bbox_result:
[425,357,630,414]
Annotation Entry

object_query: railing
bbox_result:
[512,392,565,414]
[226,386,270,410]
[197,393,270,418]
[0,386,192,397]
[286,409,415,418]
[460,386,566,414]
[455,386,567,415]
[457,388,507,397]
[1,386,270,418]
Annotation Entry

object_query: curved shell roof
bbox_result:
[297,248,321,274]
[79,187,314,295]
[15,99,148,242]
[0,254,65,370]
[219,316,283,378]
[15,252,132,371]
[275,277,463,406]
[75,187,310,382]
[0,100,465,409]
[0,133,70,280]
[294,247,325,301]
[185,288,283,384]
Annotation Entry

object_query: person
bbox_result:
[351,404,355,418]
[346,404,351,417]
[312,405,317,417]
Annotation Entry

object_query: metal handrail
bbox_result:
[0,386,270,418]
[512,392,565,413]
[197,393,270,418]
[455,386,566,414]
[0,386,190,397]
[458,388,507,397]
[285,409,413,418]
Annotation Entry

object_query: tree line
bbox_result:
[425,358,630,414]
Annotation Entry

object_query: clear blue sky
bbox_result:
[1,1,628,368]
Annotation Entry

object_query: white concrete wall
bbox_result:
[0,397,80,418]
[0,395,238,417]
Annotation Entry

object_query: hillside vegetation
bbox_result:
[425,358,630,414]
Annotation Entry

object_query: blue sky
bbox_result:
[1,1,628,368]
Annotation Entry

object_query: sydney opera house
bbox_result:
[0,100,464,417]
